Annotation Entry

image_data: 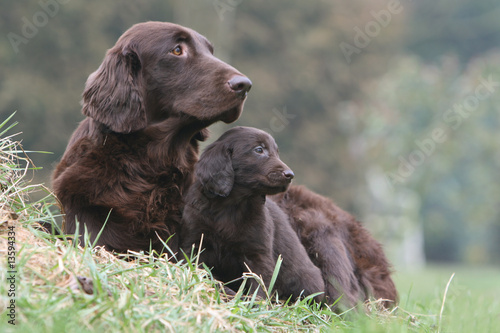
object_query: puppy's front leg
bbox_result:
[242,254,276,299]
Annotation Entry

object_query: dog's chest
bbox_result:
[105,146,187,222]
[208,202,274,244]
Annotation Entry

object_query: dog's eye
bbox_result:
[171,45,183,56]
[254,146,264,154]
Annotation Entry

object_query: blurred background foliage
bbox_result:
[1,0,499,266]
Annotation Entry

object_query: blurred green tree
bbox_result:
[358,53,500,264]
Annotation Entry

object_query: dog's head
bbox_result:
[195,126,294,197]
[82,22,251,134]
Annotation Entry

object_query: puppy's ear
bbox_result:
[82,45,146,133]
[196,143,234,197]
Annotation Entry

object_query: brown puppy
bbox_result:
[182,127,325,302]
[52,22,251,254]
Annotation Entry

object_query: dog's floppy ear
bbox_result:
[82,45,146,133]
[196,142,234,197]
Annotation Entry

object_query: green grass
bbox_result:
[394,265,500,333]
[1,115,499,332]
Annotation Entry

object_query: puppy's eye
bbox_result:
[254,146,264,154]
[171,45,183,56]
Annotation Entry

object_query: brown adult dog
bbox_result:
[52,22,252,254]
[182,127,325,302]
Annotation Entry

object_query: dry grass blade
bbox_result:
[437,272,455,333]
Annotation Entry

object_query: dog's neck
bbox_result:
[143,115,210,169]
[191,182,267,214]
[88,114,207,157]
[88,116,211,191]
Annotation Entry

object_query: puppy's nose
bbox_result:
[283,169,294,180]
[228,76,252,94]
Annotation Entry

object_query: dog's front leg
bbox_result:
[242,253,276,299]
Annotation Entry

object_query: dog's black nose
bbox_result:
[228,76,252,94]
[283,169,294,180]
